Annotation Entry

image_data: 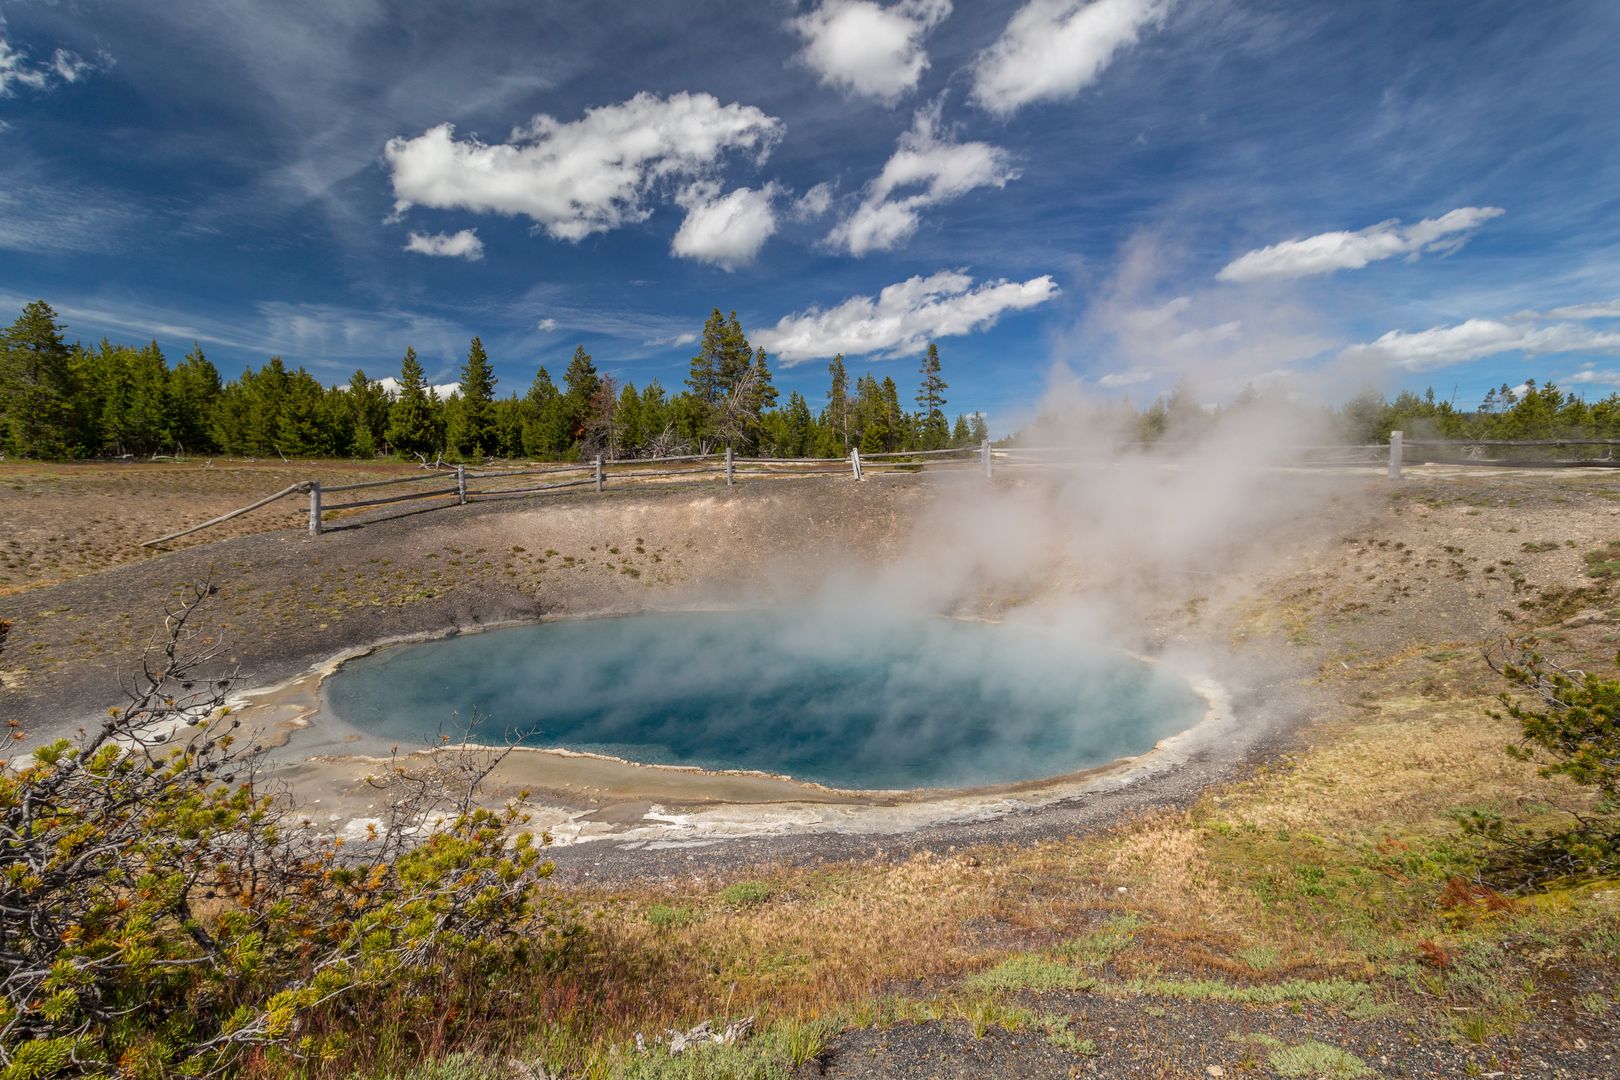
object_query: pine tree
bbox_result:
[0,300,78,458]
[916,343,949,450]
[785,391,814,457]
[277,367,333,457]
[456,337,497,456]
[880,376,903,452]
[492,395,526,457]
[639,380,670,444]
[245,358,291,456]
[718,312,752,393]
[952,413,971,446]
[386,347,442,456]
[617,381,645,453]
[749,347,778,413]
[687,309,726,407]
[521,365,567,459]
[562,346,600,450]
[344,369,390,457]
[125,342,172,453]
[969,413,989,445]
[826,354,850,450]
[170,345,222,454]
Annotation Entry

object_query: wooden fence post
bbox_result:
[1387,429,1403,480]
[594,453,604,493]
[725,445,734,486]
[981,439,992,479]
[307,481,322,536]
[850,447,862,481]
[455,464,467,504]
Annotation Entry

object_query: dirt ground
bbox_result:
[2,460,1618,1078]
[0,458,426,595]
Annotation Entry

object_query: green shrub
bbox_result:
[718,882,772,907]
[0,583,563,1077]
[1464,637,1620,885]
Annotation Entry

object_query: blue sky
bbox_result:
[2,0,1619,429]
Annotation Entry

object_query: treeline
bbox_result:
[10,297,1614,463]
[0,302,987,462]
[1069,380,1620,446]
[1336,383,1620,444]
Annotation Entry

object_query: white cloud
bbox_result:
[0,19,99,97]
[50,48,94,83]
[970,0,1173,115]
[826,105,1017,256]
[1344,317,1620,371]
[536,317,558,332]
[645,331,700,348]
[670,182,779,269]
[403,228,484,260]
[1547,298,1620,320]
[792,0,951,105]
[0,39,48,95]
[793,181,835,221]
[755,269,1059,364]
[1562,368,1620,387]
[1097,368,1152,387]
[1217,207,1505,283]
[377,376,463,400]
[385,92,783,242]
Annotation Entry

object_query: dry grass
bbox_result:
[0,459,415,594]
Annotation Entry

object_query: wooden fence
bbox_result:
[136,433,1620,547]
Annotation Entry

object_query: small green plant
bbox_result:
[966,953,1095,993]
[1579,991,1610,1015]
[1268,1040,1373,1078]
[1585,541,1620,579]
[1239,944,1282,971]
[718,881,772,907]
[1061,912,1147,965]
[647,904,696,929]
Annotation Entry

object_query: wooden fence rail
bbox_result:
[140,433,1620,547]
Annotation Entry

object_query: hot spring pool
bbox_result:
[320,612,1207,791]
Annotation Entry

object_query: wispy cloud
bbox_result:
[0,22,100,97]
[791,0,951,106]
[385,92,783,242]
[0,181,142,254]
[536,317,558,332]
[792,181,835,221]
[671,182,779,269]
[755,269,1058,364]
[1217,207,1505,283]
[1547,298,1620,320]
[826,104,1017,256]
[645,331,699,348]
[404,228,484,259]
[970,0,1173,115]
[1344,317,1620,371]
[1096,368,1153,387]
[1561,367,1620,387]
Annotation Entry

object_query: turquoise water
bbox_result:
[321,612,1205,791]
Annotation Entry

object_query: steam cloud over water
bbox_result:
[322,612,1206,790]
